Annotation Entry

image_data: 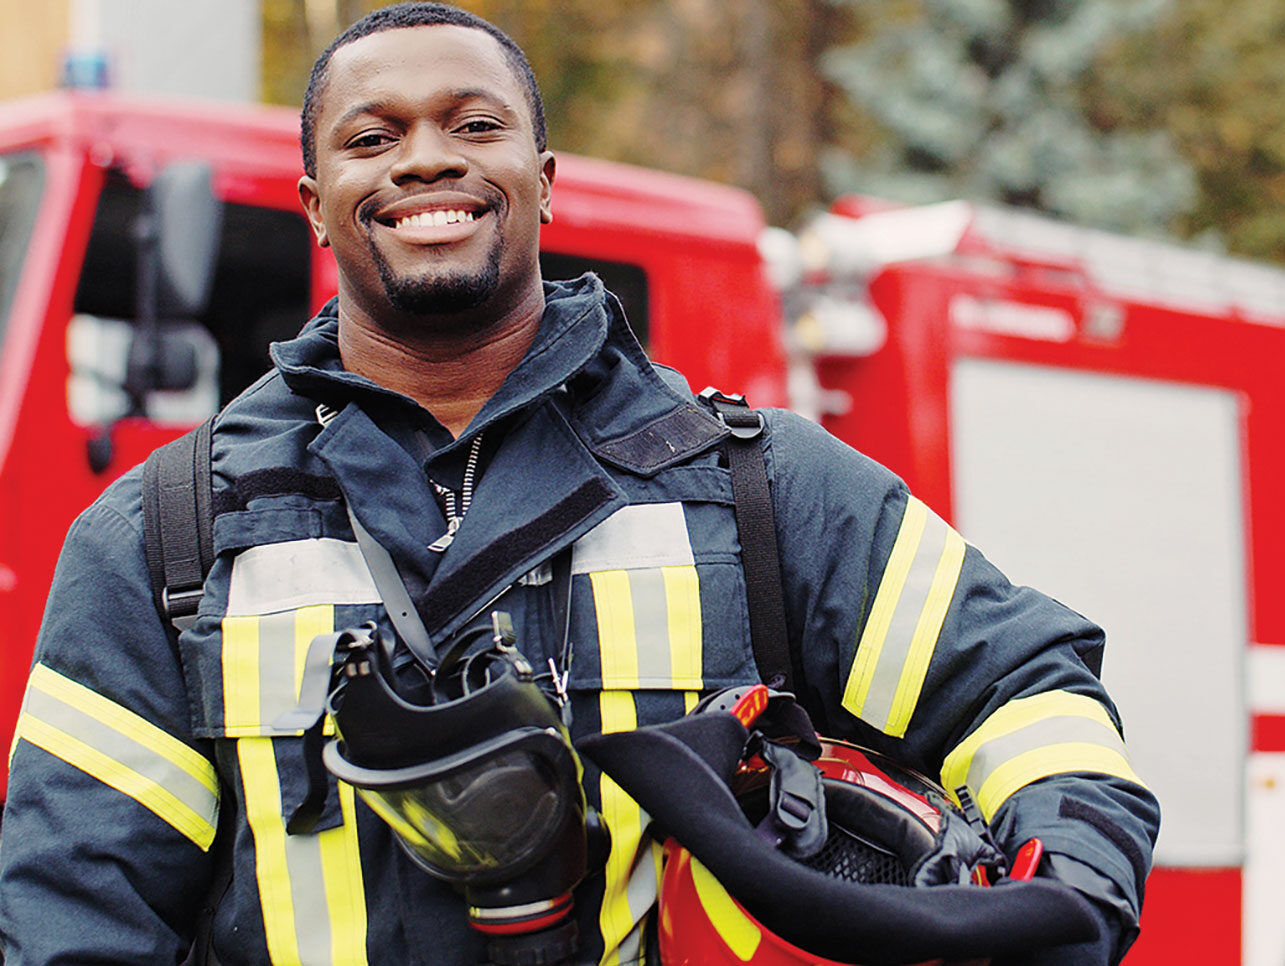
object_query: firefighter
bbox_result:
[0,3,1158,965]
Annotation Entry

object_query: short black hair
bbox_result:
[300,2,547,178]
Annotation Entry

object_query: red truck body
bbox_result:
[4,91,1282,963]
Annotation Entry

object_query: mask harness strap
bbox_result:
[316,403,441,671]
[344,500,439,671]
[283,405,446,833]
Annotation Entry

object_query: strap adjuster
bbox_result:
[161,585,204,618]
[699,387,763,439]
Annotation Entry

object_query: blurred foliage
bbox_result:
[260,0,853,226]
[261,0,1285,263]
[819,0,1197,236]
[1090,0,1285,261]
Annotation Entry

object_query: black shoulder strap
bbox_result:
[698,388,794,692]
[141,416,230,966]
[142,415,216,631]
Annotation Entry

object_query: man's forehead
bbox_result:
[324,24,518,100]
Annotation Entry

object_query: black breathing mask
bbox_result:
[322,613,598,966]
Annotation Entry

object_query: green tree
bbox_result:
[820,0,1197,235]
[1091,0,1285,261]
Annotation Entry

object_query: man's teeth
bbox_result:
[393,210,476,229]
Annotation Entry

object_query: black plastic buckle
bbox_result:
[161,585,204,620]
[699,387,764,439]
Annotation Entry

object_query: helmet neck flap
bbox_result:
[577,685,1100,965]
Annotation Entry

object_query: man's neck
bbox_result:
[336,288,545,438]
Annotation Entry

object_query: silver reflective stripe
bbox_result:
[941,690,1146,821]
[289,827,334,964]
[227,538,379,616]
[258,610,304,734]
[843,496,966,737]
[572,503,694,574]
[629,568,674,684]
[617,841,662,963]
[17,664,218,849]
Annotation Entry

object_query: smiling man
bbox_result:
[298,16,557,436]
[0,4,1158,965]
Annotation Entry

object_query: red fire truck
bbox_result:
[2,90,1282,964]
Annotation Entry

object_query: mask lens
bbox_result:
[357,742,571,879]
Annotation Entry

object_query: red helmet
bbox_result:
[659,733,990,966]
[579,685,1099,965]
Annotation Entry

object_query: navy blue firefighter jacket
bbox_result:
[0,275,1158,964]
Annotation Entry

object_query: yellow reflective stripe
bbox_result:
[295,605,338,737]
[590,553,704,962]
[663,565,703,691]
[690,857,762,961]
[8,677,30,765]
[239,737,301,963]
[224,605,335,737]
[228,607,367,964]
[296,605,366,960]
[843,498,927,715]
[321,782,368,962]
[223,615,262,736]
[30,664,217,796]
[598,691,643,966]
[294,606,327,697]
[18,664,218,849]
[18,712,217,850]
[592,571,639,689]
[976,745,1141,821]
[591,566,704,690]
[887,527,965,735]
[842,498,965,737]
[941,690,1146,822]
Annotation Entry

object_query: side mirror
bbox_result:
[153,161,223,317]
[89,163,222,474]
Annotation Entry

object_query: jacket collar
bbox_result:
[271,272,725,477]
[270,274,615,449]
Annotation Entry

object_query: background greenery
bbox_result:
[263,0,1285,262]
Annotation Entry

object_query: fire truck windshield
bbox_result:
[0,152,45,354]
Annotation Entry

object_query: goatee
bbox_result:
[368,229,503,315]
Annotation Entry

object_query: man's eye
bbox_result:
[457,119,501,135]
[347,132,392,149]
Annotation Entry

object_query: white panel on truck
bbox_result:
[950,358,1246,866]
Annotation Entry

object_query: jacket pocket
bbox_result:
[219,602,357,833]
[565,502,757,697]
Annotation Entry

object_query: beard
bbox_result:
[368,232,504,316]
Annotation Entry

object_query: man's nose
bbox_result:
[389,124,468,183]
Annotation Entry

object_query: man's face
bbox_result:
[299,25,554,325]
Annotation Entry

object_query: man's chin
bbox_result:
[371,238,503,318]
[385,274,498,316]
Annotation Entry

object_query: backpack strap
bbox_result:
[141,416,231,966]
[698,388,794,693]
[142,415,216,632]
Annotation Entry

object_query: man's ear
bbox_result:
[297,175,330,248]
[539,151,556,225]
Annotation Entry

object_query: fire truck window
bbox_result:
[0,152,46,352]
[540,252,649,347]
[72,170,312,420]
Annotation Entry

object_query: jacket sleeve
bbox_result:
[0,474,219,963]
[762,410,1160,965]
